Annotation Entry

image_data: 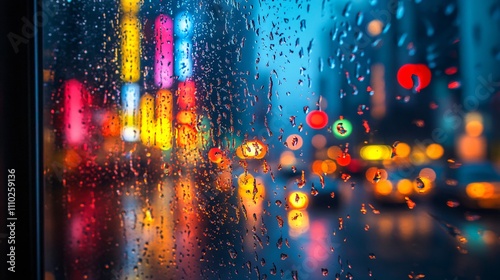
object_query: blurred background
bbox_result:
[41,0,500,279]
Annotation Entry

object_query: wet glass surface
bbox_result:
[42,0,500,279]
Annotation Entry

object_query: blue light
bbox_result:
[174,11,194,38]
[121,83,140,142]
[174,38,193,81]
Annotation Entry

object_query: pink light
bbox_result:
[155,14,174,89]
[63,79,90,145]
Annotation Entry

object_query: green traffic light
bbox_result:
[332,118,352,138]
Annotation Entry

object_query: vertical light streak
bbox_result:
[120,0,141,14]
[176,80,196,110]
[176,81,197,149]
[371,64,386,120]
[139,93,155,145]
[174,13,196,150]
[120,15,141,83]
[63,79,90,145]
[174,39,193,81]
[154,14,174,89]
[121,83,140,142]
[155,89,173,150]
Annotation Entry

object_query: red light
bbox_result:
[336,153,351,166]
[306,110,328,129]
[208,147,223,163]
[444,67,457,75]
[397,64,432,92]
[177,80,196,110]
[448,81,461,89]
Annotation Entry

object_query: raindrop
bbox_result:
[342,2,352,17]
[415,177,425,189]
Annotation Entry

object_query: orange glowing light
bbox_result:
[397,64,431,92]
[217,156,232,170]
[321,160,337,174]
[425,143,444,160]
[457,135,486,162]
[367,20,383,36]
[216,170,232,191]
[101,111,121,137]
[397,179,413,195]
[208,147,223,163]
[365,167,388,182]
[312,160,323,175]
[236,139,267,159]
[288,192,309,209]
[375,180,393,196]
[465,120,483,137]
[395,142,411,158]
[466,182,494,199]
[176,124,197,149]
[176,110,197,125]
[327,146,342,159]
[64,149,82,168]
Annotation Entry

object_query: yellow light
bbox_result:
[121,15,141,83]
[426,143,444,160]
[465,120,483,137]
[360,145,392,160]
[155,89,173,150]
[375,180,393,196]
[238,173,265,202]
[466,182,494,199]
[139,93,155,146]
[409,150,428,165]
[367,20,383,36]
[395,142,411,158]
[288,210,310,236]
[144,209,154,223]
[397,179,413,195]
[288,192,309,209]
[236,140,267,159]
[120,0,141,14]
